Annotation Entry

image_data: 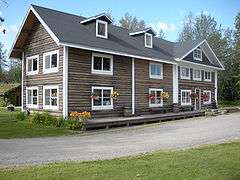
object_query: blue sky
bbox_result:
[0,0,239,55]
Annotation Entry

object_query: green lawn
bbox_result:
[1,141,240,180]
[0,109,73,139]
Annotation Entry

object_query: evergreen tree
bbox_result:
[119,13,146,31]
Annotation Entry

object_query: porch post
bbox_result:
[172,64,179,104]
[21,52,24,112]
[132,57,135,115]
[63,46,69,118]
[215,70,218,104]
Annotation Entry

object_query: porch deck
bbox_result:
[85,110,205,130]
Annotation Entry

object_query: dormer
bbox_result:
[80,13,112,39]
[129,27,156,48]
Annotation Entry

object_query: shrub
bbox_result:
[15,112,27,121]
[29,112,45,125]
[65,118,82,130]
[0,97,8,107]
[56,116,66,127]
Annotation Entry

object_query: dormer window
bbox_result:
[145,33,153,48]
[193,47,202,61]
[96,20,108,39]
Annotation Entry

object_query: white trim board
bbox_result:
[63,46,68,117]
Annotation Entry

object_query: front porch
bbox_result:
[84,110,205,130]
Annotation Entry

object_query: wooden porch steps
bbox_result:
[84,110,205,130]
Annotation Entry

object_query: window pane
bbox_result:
[33,89,37,97]
[51,98,57,106]
[27,60,32,72]
[98,22,106,36]
[33,97,37,105]
[51,54,57,68]
[45,89,50,105]
[33,58,38,71]
[51,89,57,97]
[27,90,32,104]
[146,34,152,46]
[93,57,102,70]
[45,55,50,69]
[93,98,102,106]
[103,58,110,71]
[103,98,111,106]
[103,89,111,98]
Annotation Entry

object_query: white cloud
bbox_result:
[0,24,18,35]
[0,11,2,16]
[149,22,177,33]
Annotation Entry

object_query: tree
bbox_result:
[7,59,21,83]
[157,29,166,39]
[0,42,7,77]
[119,13,146,31]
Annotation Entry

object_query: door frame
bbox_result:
[195,88,201,110]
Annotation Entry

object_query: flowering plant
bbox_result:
[111,91,120,100]
[90,92,100,100]
[160,92,170,100]
[190,93,198,99]
[148,94,155,100]
[70,111,91,121]
[201,93,209,101]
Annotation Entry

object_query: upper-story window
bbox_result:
[180,67,190,80]
[193,47,202,61]
[26,55,39,75]
[92,53,113,75]
[145,33,153,48]
[43,50,59,74]
[193,69,201,81]
[204,71,212,82]
[149,63,163,79]
[96,20,108,39]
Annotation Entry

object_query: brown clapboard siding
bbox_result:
[135,59,173,114]
[67,47,132,118]
[22,20,63,115]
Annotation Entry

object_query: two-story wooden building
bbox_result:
[9,5,224,118]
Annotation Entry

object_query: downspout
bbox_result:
[63,46,68,118]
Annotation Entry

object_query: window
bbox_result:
[26,87,38,108]
[96,20,108,38]
[193,47,202,61]
[181,90,192,106]
[145,33,153,48]
[43,85,58,110]
[92,87,113,110]
[204,71,212,82]
[92,53,113,75]
[43,50,59,74]
[26,55,39,75]
[193,69,202,81]
[203,90,211,104]
[180,67,190,80]
[149,89,163,107]
[149,63,163,79]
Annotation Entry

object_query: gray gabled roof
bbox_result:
[11,5,224,69]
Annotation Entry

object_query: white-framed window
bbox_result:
[96,19,108,39]
[193,47,202,61]
[181,89,192,106]
[26,55,39,75]
[193,69,202,81]
[149,63,163,79]
[145,33,153,48]
[92,53,113,75]
[203,90,211,105]
[43,85,59,110]
[92,86,113,110]
[180,67,190,80]
[43,50,59,74]
[149,88,163,107]
[26,86,38,109]
[204,71,212,82]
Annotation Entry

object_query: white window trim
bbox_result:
[149,62,163,79]
[203,90,212,105]
[180,66,191,80]
[193,69,202,81]
[204,71,212,82]
[92,86,113,110]
[149,88,163,107]
[145,33,153,48]
[91,53,113,75]
[43,50,59,74]
[181,89,192,106]
[43,85,59,110]
[193,47,202,61]
[96,19,108,39]
[26,86,39,109]
[26,55,39,76]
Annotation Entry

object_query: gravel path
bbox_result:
[0,113,240,167]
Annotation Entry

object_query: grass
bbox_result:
[218,100,240,108]
[0,108,73,139]
[1,141,240,180]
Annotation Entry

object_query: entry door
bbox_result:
[195,89,201,110]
